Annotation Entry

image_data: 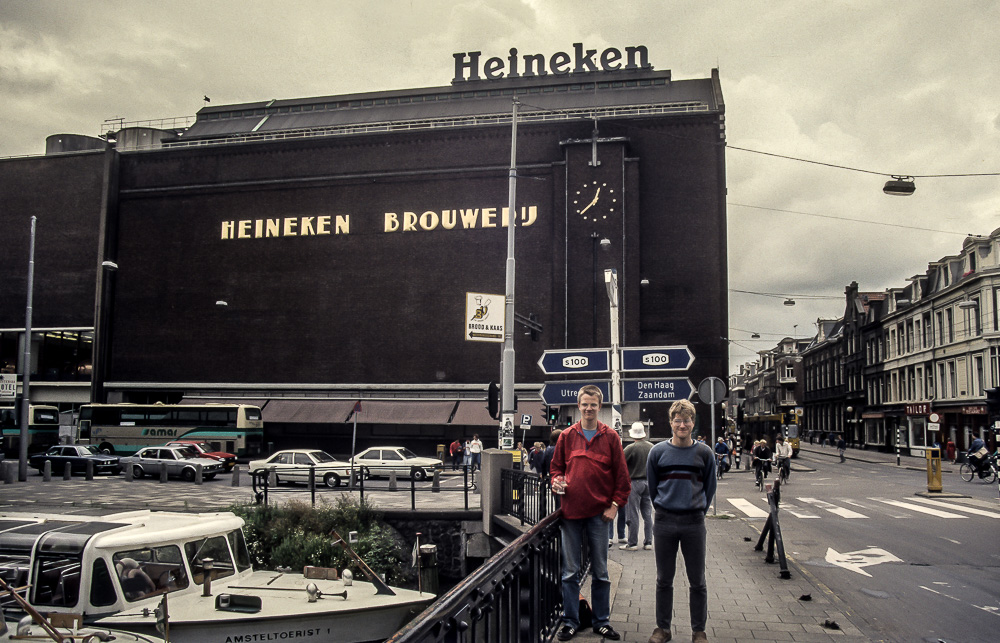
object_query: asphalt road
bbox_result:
[716,452,1000,643]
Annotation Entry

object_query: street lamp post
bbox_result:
[17,216,37,482]
[498,99,519,450]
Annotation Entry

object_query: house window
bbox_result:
[973,355,984,397]
[945,308,954,343]
[937,363,948,398]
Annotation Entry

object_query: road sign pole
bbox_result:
[605,270,622,436]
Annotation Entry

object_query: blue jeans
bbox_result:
[607,504,626,540]
[626,479,653,546]
[560,515,611,629]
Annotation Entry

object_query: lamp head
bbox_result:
[883,176,916,196]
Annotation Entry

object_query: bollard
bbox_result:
[418,544,439,595]
[125,464,133,481]
[43,460,52,482]
[2,461,17,484]
[63,462,72,480]
[85,459,94,481]
[268,468,277,487]
[160,463,169,483]
[388,471,398,491]
[196,463,204,485]
[231,467,241,487]
[431,470,441,493]
[926,447,942,492]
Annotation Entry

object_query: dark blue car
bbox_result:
[29,445,122,475]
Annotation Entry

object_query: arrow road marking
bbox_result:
[870,498,967,518]
[726,498,769,518]
[798,497,868,518]
[825,547,902,577]
[908,498,1000,518]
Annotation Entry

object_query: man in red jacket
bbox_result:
[550,385,630,641]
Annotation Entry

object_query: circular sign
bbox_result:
[697,376,727,405]
[929,413,940,422]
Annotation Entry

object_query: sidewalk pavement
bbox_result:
[797,442,955,473]
[576,515,870,643]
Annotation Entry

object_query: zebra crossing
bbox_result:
[725,495,1000,520]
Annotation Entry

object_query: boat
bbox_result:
[0,511,434,643]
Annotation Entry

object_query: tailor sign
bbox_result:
[537,349,610,375]
[540,380,612,406]
[623,378,694,403]
[621,346,694,372]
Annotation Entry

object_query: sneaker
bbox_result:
[618,537,627,543]
[608,539,614,548]
[593,624,621,640]
[648,628,671,643]
[692,631,708,642]
[557,625,577,641]
[643,544,653,550]
[619,544,638,551]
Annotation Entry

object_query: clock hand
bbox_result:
[579,187,601,215]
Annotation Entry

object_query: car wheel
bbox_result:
[324,472,341,488]
[411,467,427,482]
[99,443,115,455]
[181,468,196,482]
[132,465,144,479]
[205,473,216,481]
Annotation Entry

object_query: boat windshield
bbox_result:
[226,529,252,571]
[112,546,189,602]
[185,536,236,584]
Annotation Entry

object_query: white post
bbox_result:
[499,99,519,450]
[604,269,622,436]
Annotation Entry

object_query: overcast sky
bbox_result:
[3,0,998,374]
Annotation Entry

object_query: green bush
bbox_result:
[230,496,409,585]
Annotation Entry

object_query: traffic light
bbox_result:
[986,387,1000,420]
[546,406,559,425]
[487,382,500,420]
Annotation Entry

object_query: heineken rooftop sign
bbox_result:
[453,44,652,83]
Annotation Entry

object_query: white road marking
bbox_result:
[825,547,902,577]
[909,497,1000,519]
[726,498,769,518]
[870,498,967,518]
[779,503,820,518]
[797,497,868,518]
[919,585,962,601]
[939,537,961,545]
[973,605,1000,617]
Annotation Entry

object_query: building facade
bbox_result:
[2,52,730,454]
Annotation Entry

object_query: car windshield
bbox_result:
[82,445,101,455]
[399,448,418,459]
[177,447,198,458]
[312,451,336,463]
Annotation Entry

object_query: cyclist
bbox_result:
[751,439,772,488]
[714,437,731,478]
[774,435,792,482]
[967,436,988,476]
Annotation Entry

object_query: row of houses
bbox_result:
[729,228,1000,456]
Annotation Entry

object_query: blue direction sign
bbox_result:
[623,378,694,403]
[540,380,611,406]
[621,346,694,372]
[537,349,610,375]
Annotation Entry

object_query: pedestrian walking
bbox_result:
[646,399,716,643]
[469,434,483,470]
[448,438,463,471]
[620,421,653,551]
[462,438,472,469]
[946,438,957,464]
[550,385,630,641]
[837,434,846,463]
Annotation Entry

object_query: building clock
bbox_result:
[573,180,617,222]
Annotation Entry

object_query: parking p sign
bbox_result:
[0,374,16,400]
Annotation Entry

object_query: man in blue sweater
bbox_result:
[646,399,716,643]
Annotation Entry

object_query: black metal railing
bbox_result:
[387,508,563,643]
[501,469,556,526]
[250,466,476,510]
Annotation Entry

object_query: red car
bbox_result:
[166,440,237,472]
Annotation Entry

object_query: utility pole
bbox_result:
[498,99,519,450]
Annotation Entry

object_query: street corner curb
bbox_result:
[706,512,736,520]
[913,491,972,499]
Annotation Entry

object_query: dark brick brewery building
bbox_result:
[1,45,728,453]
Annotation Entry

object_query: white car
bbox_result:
[350,446,443,481]
[248,449,353,488]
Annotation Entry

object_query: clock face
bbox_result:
[573,180,617,221]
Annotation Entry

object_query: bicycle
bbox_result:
[960,453,997,483]
[775,457,790,484]
[752,457,768,491]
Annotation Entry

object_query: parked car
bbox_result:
[248,449,354,488]
[350,446,443,481]
[120,445,224,481]
[166,440,238,472]
[28,445,122,475]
